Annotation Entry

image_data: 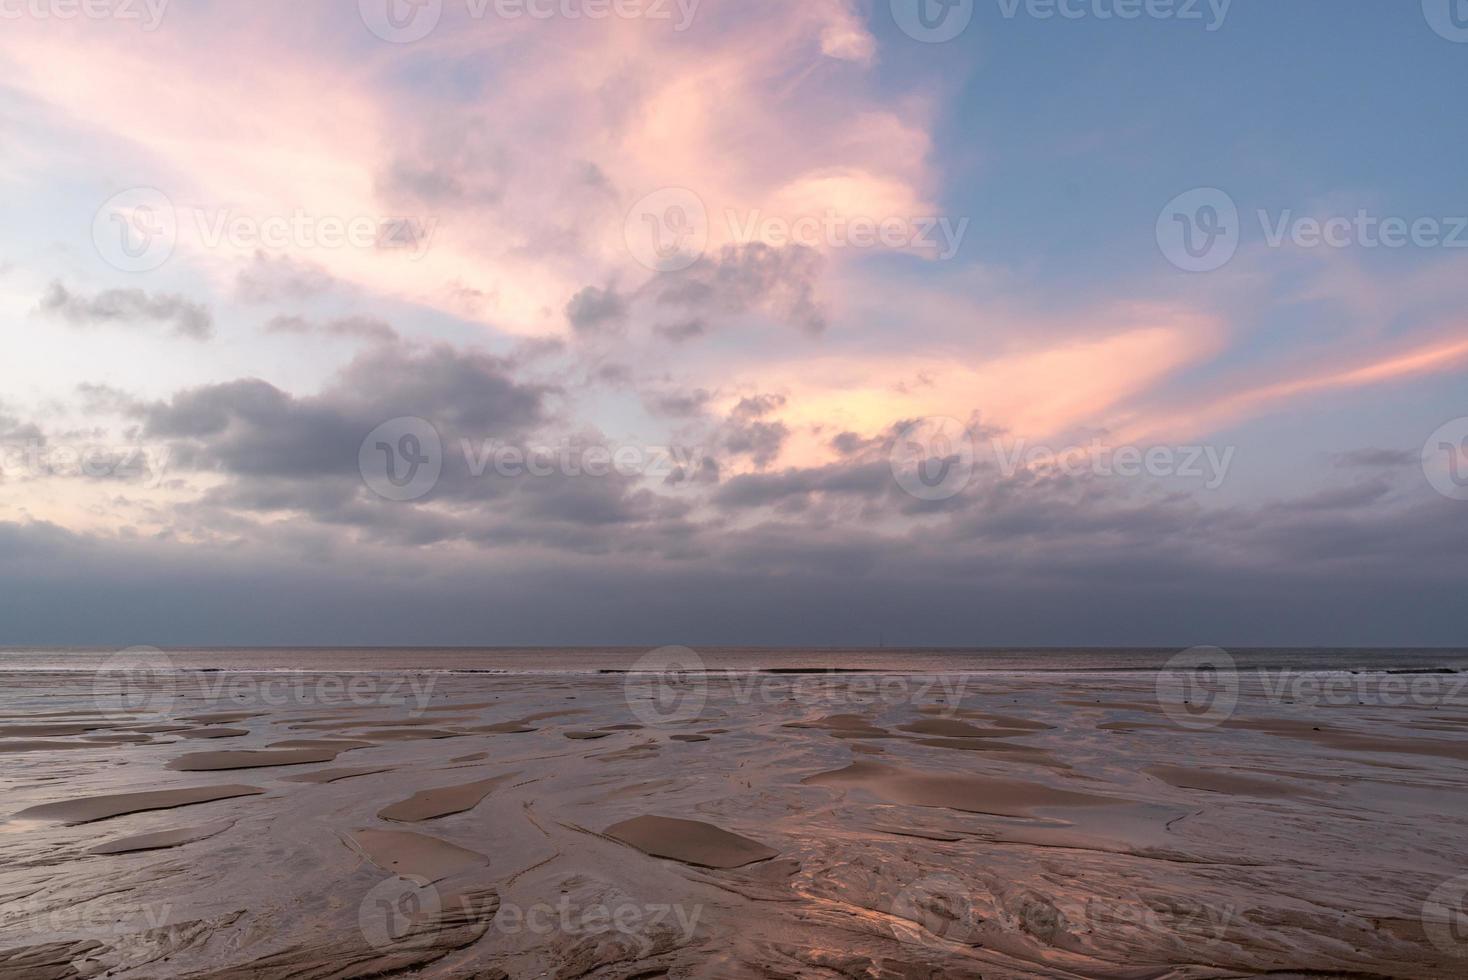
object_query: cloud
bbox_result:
[75,383,142,417]
[566,284,629,335]
[713,458,891,509]
[721,394,790,468]
[265,314,398,343]
[143,342,550,487]
[39,281,213,340]
[2,466,1465,646]
[379,133,507,208]
[235,251,336,304]
[654,243,827,335]
[816,0,878,63]
[653,319,707,343]
[1333,448,1416,469]
[644,388,711,418]
[5,3,1468,648]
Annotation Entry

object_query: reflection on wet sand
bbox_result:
[0,671,1464,977]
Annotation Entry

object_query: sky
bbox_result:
[0,0,1466,648]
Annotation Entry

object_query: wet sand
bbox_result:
[378,774,519,822]
[89,821,235,856]
[12,786,265,826]
[1,669,1465,977]
[604,815,780,869]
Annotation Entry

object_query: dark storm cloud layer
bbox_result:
[40,282,213,340]
[3,477,1465,646]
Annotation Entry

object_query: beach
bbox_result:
[2,655,1466,978]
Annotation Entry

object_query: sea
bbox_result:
[1,647,1466,675]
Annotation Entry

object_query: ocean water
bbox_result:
[1,646,1465,675]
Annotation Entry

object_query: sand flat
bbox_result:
[0,724,106,737]
[355,728,467,740]
[177,712,266,725]
[166,748,344,771]
[2,670,1464,978]
[178,727,251,739]
[1147,765,1319,798]
[266,738,376,750]
[378,773,518,822]
[89,819,235,855]
[911,738,1061,765]
[802,760,1123,817]
[293,717,464,730]
[349,828,489,882]
[1277,728,1468,762]
[783,714,893,739]
[13,785,264,825]
[279,765,396,784]
[0,739,103,753]
[897,718,1037,738]
[605,815,779,869]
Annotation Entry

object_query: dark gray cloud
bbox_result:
[2,480,1465,646]
[665,454,720,487]
[1334,448,1415,468]
[566,284,628,335]
[131,339,713,551]
[713,459,891,510]
[40,281,213,340]
[144,343,549,482]
[831,430,884,456]
[721,395,789,468]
